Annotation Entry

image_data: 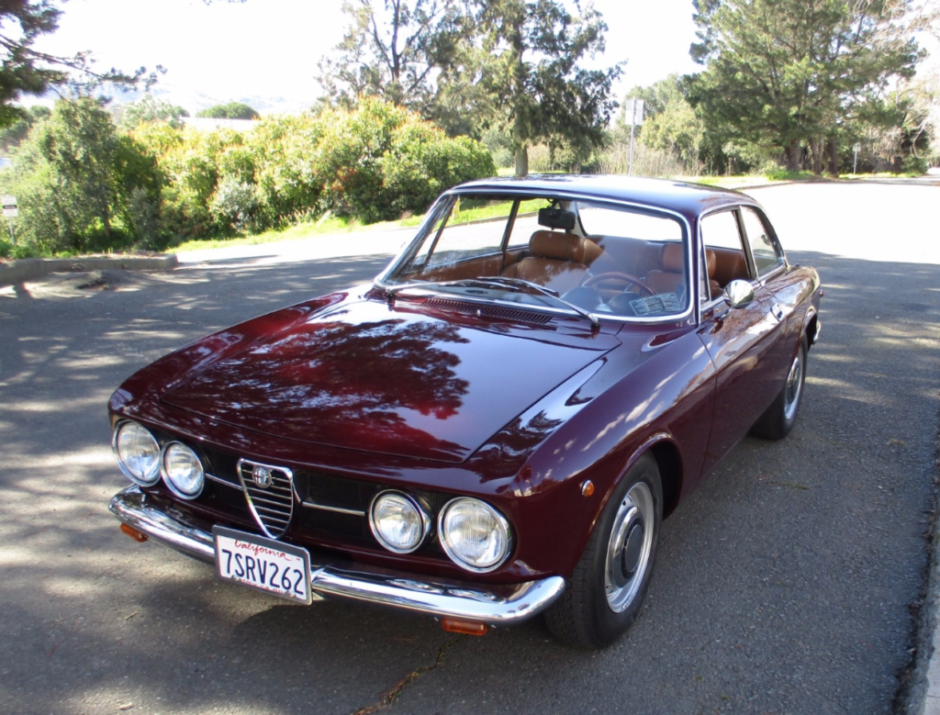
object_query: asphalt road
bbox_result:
[0,182,938,715]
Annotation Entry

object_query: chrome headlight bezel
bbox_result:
[369,490,431,554]
[438,497,513,573]
[160,441,205,500]
[112,421,161,487]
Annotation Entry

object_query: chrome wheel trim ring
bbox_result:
[604,481,654,613]
[783,351,804,422]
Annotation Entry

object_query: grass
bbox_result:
[172,213,401,253]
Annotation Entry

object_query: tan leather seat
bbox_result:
[643,243,686,295]
[501,231,602,294]
[705,249,723,299]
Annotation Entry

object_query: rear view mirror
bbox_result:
[538,207,576,231]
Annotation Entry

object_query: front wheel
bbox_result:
[544,454,662,649]
[752,341,806,440]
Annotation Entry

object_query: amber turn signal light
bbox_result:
[441,618,489,636]
[120,524,149,543]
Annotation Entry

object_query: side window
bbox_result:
[740,207,784,277]
[701,210,751,298]
[701,210,742,250]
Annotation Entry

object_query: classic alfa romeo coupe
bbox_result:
[108,175,821,648]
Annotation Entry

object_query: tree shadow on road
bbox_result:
[0,249,938,714]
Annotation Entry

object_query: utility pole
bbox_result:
[623,99,645,176]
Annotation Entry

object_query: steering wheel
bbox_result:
[583,271,655,296]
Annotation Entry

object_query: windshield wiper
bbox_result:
[383,278,523,298]
[476,276,601,328]
[382,277,599,329]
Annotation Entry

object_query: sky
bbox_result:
[32,0,703,114]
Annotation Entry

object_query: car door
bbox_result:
[697,207,789,473]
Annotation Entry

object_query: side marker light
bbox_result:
[121,524,149,543]
[441,618,489,636]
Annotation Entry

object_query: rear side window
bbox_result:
[740,207,784,277]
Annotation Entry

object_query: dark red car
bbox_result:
[109,176,821,648]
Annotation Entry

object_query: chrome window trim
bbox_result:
[377,190,695,326]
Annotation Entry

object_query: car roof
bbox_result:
[450,174,759,221]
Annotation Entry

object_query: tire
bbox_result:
[544,453,662,649]
[751,340,806,440]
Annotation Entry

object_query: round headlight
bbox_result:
[369,491,429,554]
[113,422,160,486]
[439,498,512,573]
[161,442,205,499]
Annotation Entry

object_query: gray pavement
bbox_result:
[0,181,938,714]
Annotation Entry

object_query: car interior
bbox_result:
[392,196,755,316]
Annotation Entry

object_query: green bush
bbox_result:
[210,178,262,234]
[382,124,495,217]
[764,168,816,181]
[7,99,162,255]
[249,114,326,227]
[315,98,412,222]
[317,99,495,223]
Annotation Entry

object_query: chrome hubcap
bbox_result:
[605,481,654,613]
[783,352,804,422]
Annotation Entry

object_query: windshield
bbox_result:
[382,192,690,320]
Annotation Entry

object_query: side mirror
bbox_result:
[724,279,754,308]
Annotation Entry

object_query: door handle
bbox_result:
[771,303,785,321]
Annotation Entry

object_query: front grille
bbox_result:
[195,446,454,560]
[236,459,295,539]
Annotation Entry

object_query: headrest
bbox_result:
[529,230,586,262]
[659,243,685,273]
[705,249,717,278]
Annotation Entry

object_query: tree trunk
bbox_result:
[828,136,839,176]
[514,144,529,176]
[810,137,823,175]
[785,141,801,172]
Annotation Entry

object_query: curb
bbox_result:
[0,254,178,287]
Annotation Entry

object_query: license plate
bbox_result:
[213,526,312,604]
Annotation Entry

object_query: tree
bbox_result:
[316,0,468,114]
[196,102,260,120]
[117,94,190,129]
[0,105,50,153]
[0,1,159,128]
[475,0,622,175]
[689,0,921,172]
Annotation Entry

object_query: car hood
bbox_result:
[160,298,619,463]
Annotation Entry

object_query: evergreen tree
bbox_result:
[689,0,921,172]
[0,1,159,128]
[476,0,622,175]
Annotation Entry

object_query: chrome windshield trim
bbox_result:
[376,281,692,326]
[377,190,695,326]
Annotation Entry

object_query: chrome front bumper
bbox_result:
[109,486,565,626]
